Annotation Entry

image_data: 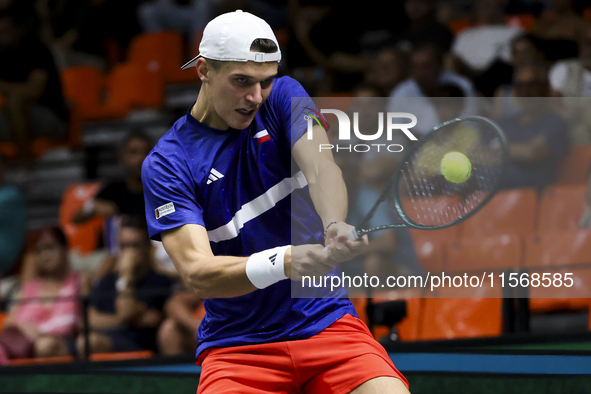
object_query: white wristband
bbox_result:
[245,246,290,289]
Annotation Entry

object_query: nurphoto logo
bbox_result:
[305,108,418,153]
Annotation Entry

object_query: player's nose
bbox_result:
[246,83,263,105]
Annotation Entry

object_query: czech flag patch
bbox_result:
[254,129,270,145]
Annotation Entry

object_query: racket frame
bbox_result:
[352,116,509,239]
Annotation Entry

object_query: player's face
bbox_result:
[208,61,278,130]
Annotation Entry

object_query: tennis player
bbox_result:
[142,10,410,394]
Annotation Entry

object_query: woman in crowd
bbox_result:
[0,227,81,364]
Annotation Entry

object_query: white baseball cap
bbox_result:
[181,10,281,70]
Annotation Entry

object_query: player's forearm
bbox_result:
[177,254,257,299]
[307,161,348,227]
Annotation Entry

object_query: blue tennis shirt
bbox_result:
[142,76,357,362]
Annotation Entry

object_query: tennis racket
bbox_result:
[345,115,509,241]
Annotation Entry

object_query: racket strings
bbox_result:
[396,119,505,227]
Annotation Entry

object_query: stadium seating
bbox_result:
[61,66,128,121]
[128,31,200,85]
[524,230,591,269]
[537,184,586,232]
[524,230,591,311]
[58,182,104,255]
[445,234,523,273]
[89,350,154,362]
[554,146,591,185]
[410,227,455,272]
[105,63,165,114]
[418,286,503,340]
[0,312,7,333]
[458,188,538,238]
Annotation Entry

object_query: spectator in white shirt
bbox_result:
[549,23,591,145]
[448,0,522,95]
[388,42,478,136]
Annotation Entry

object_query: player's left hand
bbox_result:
[324,222,368,263]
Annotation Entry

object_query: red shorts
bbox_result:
[196,313,409,394]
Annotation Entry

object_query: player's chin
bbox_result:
[231,109,257,129]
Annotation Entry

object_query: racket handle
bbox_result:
[323,228,360,251]
[348,228,359,241]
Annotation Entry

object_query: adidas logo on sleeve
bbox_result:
[207,168,224,185]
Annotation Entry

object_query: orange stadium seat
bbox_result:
[459,188,538,238]
[447,18,472,35]
[524,230,591,269]
[537,184,586,232]
[0,142,18,161]
[410,227,457,272]
[524,231,591,312]
[61,66,127,120]
[89,350,154,362]
[105,63,164,113]
[555,146,591,185]
[397,298,423,341]
[0,312,7,332]
[445,233,523,273]
[10,356,74,366]
[418,284,503,340]
[128,31,200,85]
[506,14,536,31]
[59,182,104,255]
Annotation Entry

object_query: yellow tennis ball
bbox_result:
[441,151,471,183]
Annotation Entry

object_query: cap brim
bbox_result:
[181,55,202,70]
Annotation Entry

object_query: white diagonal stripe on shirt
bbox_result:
[207,171,308,243]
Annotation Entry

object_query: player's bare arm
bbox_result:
[162,224,337,296]
[161,224,254,299]
[292,124,368,261]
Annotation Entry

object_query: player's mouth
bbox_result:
[236,108,256,117]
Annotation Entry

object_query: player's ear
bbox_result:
[197,58,210,82]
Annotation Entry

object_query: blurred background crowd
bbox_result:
[1,0,591,365]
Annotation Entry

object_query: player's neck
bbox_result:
[191,88,230,130]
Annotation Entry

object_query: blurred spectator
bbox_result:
[580,163,591,227]
[337,84,424,280]
[77,216,172,356]
[492,33,547,118]
[73,130,152,236]
[288,0,408,93]
[391,42,475,98]
[43,0,141,68]
[392,0,454,53]
[448,0,523,96]
[0,9,68,163]
[549,23,591,145]
[362,47,409,96]
[137,0,213,49]
[0,152,26,276]
[532,0,587,42]
[496,64,569,191]
[157,290,202,355]
[34,0,106,70]
[388,42,478,135]
[0,227,81,365]
[549,23,591,96]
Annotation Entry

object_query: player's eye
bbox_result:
[260,79,274,89]
[236,77,248,84]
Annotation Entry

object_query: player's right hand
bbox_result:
[284,244,337,281]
